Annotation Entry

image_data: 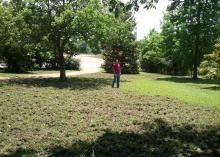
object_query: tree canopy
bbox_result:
[138,0,220,78]
[0,0,143,79]
[0,0,219,80]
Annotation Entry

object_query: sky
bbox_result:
[122,0,171,40]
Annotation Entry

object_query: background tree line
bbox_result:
[0,0,219,80]
[138,0,220,79]
[0,0,141,80]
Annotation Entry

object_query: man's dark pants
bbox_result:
[112,74,120,88]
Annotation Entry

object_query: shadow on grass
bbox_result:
[0,76,116,90]
[0,71,30,74]
[0,148,36,157]
[157,77,220,85]
[2,119,220,157]
[201,86,220,91]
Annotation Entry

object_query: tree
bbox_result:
[107,0,159,12]
[101,2,139,74]
[168,0,220,79]
[29,0,110,80]
[139,29,164,73]
[0,1,36,72]
[0,0,160,77]
[199,38,220,80]
[161,13,194,75]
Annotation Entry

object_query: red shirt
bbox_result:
[112,63,121,74]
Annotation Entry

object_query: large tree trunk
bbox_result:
[193,0,201,79]
[193,34,199,79]
[58,39,66,80]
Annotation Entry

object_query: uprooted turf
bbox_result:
[0,73,219,157]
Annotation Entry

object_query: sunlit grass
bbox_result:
[122,73,220,107]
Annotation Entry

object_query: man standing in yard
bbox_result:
[112,59,121,88]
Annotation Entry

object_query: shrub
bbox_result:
[199,56,220,80]
[1,46,33,73]
[102,41,139,74]
[141,51,160,73]
[140,51,172,74]
[199,39,220,80]
[65,57,80,70]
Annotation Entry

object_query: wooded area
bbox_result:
[0,0,219,80]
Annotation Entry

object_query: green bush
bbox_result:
[0,46,33,73]
[199,56,220,80]
[103,41,139,74]
[199,39,220,80]
[140,52,191,75]
[141,51,160,73]
[65,58,80,70]
[140,51,172,74]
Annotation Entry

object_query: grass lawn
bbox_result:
[122,73,220,108]
[0,73,220,157]
[0,70,74,78]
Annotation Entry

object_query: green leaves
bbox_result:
[200,38,220,80]
[156,0,220,77]
[0,0,139,74]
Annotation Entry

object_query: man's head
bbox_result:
[115,59,119,63]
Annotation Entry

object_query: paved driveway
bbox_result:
[0,54,104,80]
[74,54,104,72]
